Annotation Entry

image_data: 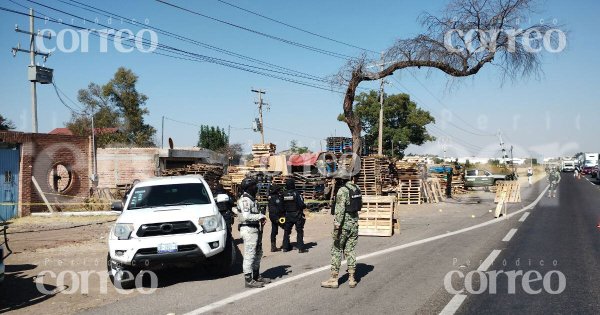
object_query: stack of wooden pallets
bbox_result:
[397,179,422,204]
[161,163,224,190]
[355,155,392,196]
[220,165,254,196]
[358,195,396,237]
[326,137,353,153]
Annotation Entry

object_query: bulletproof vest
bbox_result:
[344,185,362,213]
[268,194,283,217]
[283,190,299,214]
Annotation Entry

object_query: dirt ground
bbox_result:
[0,212,334,314]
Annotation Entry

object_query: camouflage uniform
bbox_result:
[237,193,265,275]
[330,182,359,273]
[547,169,561,197]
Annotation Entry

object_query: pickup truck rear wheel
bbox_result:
[107,253,138,290]
[205,232,236,276]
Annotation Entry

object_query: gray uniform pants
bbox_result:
[240,226,262,274]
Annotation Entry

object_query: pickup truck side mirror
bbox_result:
[111,201,124,211]
[215,194,230,203]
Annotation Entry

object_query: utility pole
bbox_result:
[378,53,385,156]
[251,89,267,144]
[161,115,165,149]
[497,131,507,165]
[11,8,52,133]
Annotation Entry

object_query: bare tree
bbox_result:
[336,0,562,154]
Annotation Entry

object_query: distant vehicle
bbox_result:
[561,160,575,172]
[464,169,508,188]
[582,165,596,175]
[107,175,235,289]
[429,165,453,173]
[582,153,599,173]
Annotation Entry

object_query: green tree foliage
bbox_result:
[289,140,309,154]
[198,125,228,151]
[66,83,126,148]
[66,67,155,147]
[0,114,15,130]
[338,91,435,158]
[103,67,156,147]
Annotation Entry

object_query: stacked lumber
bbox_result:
[355,155,392,196]
[161,163,224,190]
[395,161,422,179]
[358,195,396,237]
[252,143,276,157]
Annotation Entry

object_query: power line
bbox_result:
[57,0,332,84]
[154,0,354,60]
[2,4,344,93]
[51,81,83,115]
[214,0,379,54]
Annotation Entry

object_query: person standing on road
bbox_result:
[281,178,307,253]
[267,185,284,252]
[574,167,579,179]
[237,177,271,288]
[547,167,561,198]
[527,167,533,186]
[321,173,362,289]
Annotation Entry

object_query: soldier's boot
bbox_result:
[253,268,271,284]
[320,272,339,289]
[348,269,357,288]
[270,241,280,252]
[244,273,264,288]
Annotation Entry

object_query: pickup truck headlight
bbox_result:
[198,215,223,233]
[112,223,134,240]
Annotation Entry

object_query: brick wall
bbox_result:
[96,147,159,188]
[0,131,91,216]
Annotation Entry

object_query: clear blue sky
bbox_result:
[1,0,598,159]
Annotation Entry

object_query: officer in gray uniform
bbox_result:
[237,177,271,288]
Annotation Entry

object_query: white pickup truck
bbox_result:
[107,175,235,289]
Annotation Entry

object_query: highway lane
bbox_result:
[81,180,547,315]
[459,173,600,314]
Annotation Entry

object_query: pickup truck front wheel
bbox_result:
[107,253,138,290]
[205,232,236,276]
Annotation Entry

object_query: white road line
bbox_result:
[438,294,467,315]
[477,249,502,272]
[183,185,549,315]
[502,229,518,242]
[518,212,529,222]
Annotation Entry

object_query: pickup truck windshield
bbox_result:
[127,183,211,210]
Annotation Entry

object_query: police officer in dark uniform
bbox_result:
[267,185,284,252]
[281,178,307,253]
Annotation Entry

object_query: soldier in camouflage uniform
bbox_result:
[237,177,271,288]
[547,167,561,198]
[321,173,362,289]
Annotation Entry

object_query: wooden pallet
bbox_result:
[358,195,395,237]
[494,181,521,203]
[397,179,422,204]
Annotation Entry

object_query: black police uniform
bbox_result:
[281,188,306,252]
[267,187,284,251]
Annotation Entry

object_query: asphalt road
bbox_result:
[79,177,569,315]
[459,173,600,314]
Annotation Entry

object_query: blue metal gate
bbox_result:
[0,148,20,220]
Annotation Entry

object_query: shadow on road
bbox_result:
[261,264,292,280]
[338,263,374,285]
[0,264,58,313]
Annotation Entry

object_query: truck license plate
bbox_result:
[157,243,178,254]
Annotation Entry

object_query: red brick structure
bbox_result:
[0,131,91,216]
